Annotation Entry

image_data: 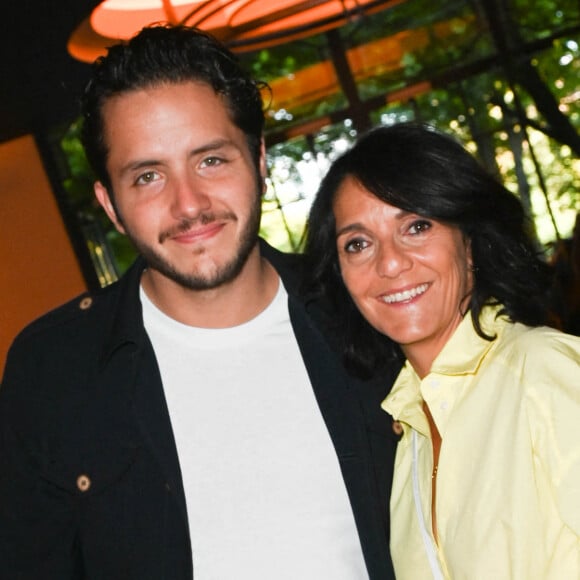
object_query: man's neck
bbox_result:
[140,248,280,328]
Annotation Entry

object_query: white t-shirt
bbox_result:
[141,280,368,579]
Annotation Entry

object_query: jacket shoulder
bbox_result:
[7,282,121,355]
[259,238,305,292]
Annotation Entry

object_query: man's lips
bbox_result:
[168,221,226,244]
[159,213,235,244]
[380,283,429,304]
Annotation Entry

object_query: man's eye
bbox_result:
[344,238,369,253]
[201,156,224,168]
[135,171,159,185]
[409,219,432,235]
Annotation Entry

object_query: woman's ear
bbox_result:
[463,235,474,270]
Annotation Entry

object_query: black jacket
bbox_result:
[0,241,399,579]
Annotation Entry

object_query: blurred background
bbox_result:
[0,0,578,369]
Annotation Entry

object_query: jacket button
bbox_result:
[79,296,93,310]
[392,421,404,436]
[76,474,91,492]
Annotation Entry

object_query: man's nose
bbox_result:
[170,174,211,219]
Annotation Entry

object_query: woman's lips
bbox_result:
[380,283,429,304]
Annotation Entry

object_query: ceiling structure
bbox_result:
[1,0,576,149]
[0,0,401,145]
[69,0,402,61]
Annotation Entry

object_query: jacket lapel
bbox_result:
[132,339,190,524]
[99,257,190,527]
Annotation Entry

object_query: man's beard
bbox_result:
[125,193,262,291]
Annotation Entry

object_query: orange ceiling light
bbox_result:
[90,0,206,39]
[68,0,400,63]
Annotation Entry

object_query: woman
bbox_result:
[305,122,580,579]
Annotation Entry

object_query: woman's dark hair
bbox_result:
[81,24,266,192]
[304,122,553,377]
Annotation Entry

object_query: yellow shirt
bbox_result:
[382,305,580,580]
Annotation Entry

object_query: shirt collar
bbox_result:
[429,304,507,376]
[382,304,509,431]
[99,255,148,368]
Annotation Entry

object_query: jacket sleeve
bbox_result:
[0,336,84,580]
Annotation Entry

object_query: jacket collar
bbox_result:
[259,237,303,295]
[99,255,149,368]
[100,239,303,365]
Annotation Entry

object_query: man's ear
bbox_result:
[94,181,126,234]
[259,139,267,193]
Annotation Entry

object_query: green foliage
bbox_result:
[509,0,580,39]
[60,120,137,279]
[239,36,327,82]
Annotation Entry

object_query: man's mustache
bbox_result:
[159,212,237,243]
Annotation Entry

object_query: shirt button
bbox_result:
[440,400,449,411]
[79,296,93,310]
[76,474,91,492]
[430,379,440,389]
[392,421,404,436]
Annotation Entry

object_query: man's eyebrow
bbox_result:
[189,138,237,156]
[118,159,162,178]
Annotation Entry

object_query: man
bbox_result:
[0,25,398,579]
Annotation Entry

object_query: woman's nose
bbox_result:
[375,240,412,278]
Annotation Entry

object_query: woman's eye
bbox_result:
[344,238,369,253]
[408,219,432,235]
